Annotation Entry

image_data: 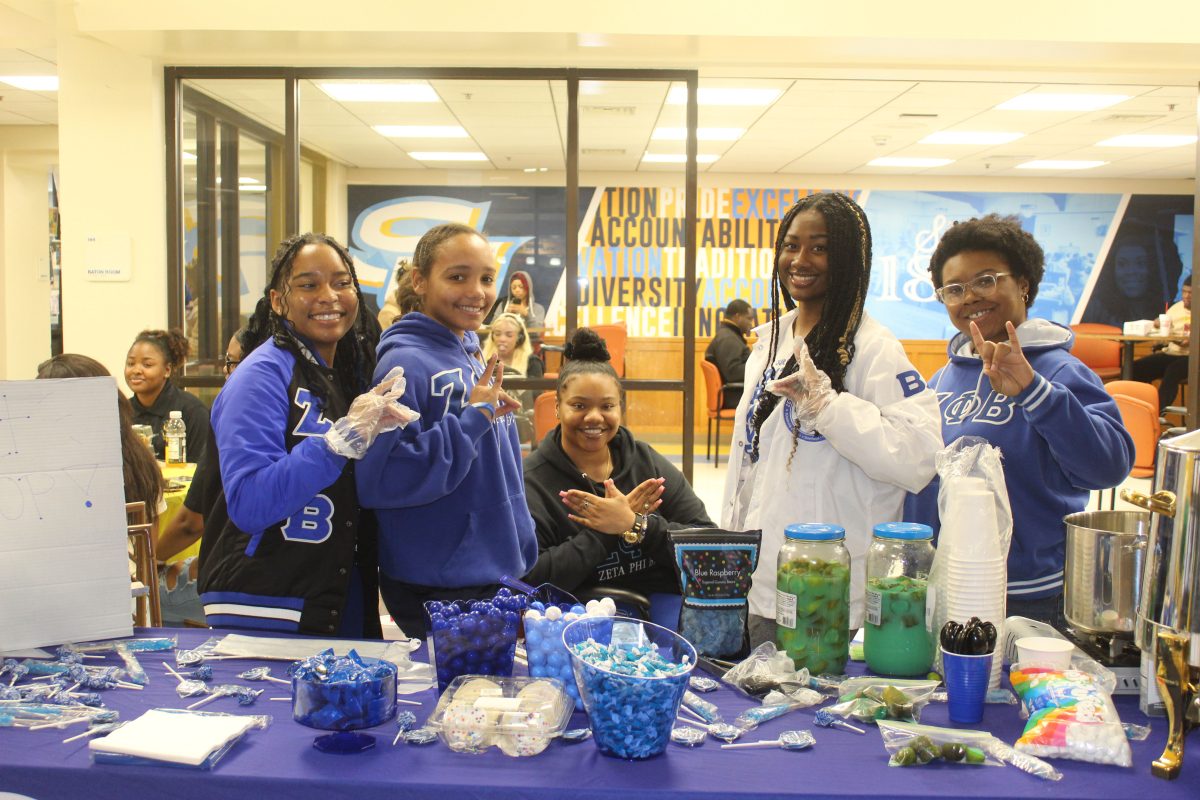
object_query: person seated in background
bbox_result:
[705,298,756,408]
[37,353,166,526]
[376,259,412,329]
[905,214,1133,631]
[485,269,545,331]
[1132,274,1191,414]
[483,312,545,444]
[125,328,210,463]
[155,327,263,626]
[522,328,714,600]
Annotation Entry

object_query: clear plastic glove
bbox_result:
[765,341,834,429]
[324,366,420,459]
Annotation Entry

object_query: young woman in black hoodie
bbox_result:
[522,328,713,597]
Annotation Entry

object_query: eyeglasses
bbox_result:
[223,355,241,372]
[935,273,1011,305]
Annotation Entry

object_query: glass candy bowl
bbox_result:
[292,652,397,753]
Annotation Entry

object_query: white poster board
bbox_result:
[0,377,133,651]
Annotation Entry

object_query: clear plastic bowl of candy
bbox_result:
[425,675,574,756]
[425,589,527,693]
[563,616,696,760]
[291,649,397,753]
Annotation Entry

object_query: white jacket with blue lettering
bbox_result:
[721,309,943,627]
[905,319,1134,601]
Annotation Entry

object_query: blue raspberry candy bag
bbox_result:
[670,529,761,660]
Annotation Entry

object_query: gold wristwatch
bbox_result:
[621,513,648,545]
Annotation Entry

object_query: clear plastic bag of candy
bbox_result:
[670,529,761,660]
[827,677,940,724]
[733,688,822,731]
[878,720,1062,780]
[1008,662,1132,767]
[721,641,811,699]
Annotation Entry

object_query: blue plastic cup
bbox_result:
[942,649,993,724]
[562,616,696,760]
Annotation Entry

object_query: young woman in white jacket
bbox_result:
[720,192,942,644]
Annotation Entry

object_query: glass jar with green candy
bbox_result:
[864,522,935,677]
[775,524,850,675]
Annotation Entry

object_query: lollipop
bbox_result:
[7,664,29,686]
[186,684,241,709]
[238,666,291,685]
[235,687,263,706]
[720,729,816,751]
[401,727,438,745]
[391,710,419,745]
[814,708,866,734]
[559,728,592,744]
[670,726,707,747]
[62,718,121,744]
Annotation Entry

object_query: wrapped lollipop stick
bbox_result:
[721,730,815,751]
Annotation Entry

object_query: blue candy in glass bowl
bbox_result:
[291,649,397,753]
[563,616,696,760]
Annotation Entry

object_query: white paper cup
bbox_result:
[1158,313,1173,333]
[1015,636,1075,669]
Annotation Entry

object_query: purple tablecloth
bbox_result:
[1,628,1197,800]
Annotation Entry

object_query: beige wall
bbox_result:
[0,130,55,379]
[54,15,165,382]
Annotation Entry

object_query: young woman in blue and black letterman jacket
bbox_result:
[905,214,1134,631]
[198,233,408,638]
[357,223,537,639]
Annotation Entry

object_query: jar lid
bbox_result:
[784,523,845,541]
[873,522,933,541]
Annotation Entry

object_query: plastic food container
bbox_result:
[425,589,526,693]
[425,675,573,756]
[864,523,935,677]
[523,601,591,710]
[563,616,696,760]
[1014,636,1075,670]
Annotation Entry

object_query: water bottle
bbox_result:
[164,410,187,464]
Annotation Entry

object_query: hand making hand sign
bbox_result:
[468,355,522,421]
[970,319,1034,398]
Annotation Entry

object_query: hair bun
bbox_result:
[563,328,611,363]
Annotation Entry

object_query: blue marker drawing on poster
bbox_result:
[861,191,1123,339]
[349,196,532,306]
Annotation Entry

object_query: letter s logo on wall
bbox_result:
[280,494,335,544]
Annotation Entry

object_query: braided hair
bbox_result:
[747,191,872,464]
[244,233,380,407]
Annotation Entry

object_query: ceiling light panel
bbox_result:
[0,75,58,91]
[666,87,783,106]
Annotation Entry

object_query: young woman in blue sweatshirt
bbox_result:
[357,223,537,638]
[906,214,1134,630]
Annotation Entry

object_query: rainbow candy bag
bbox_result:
[1008,664,1132,767]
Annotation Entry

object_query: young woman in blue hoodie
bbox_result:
[357,223,537,638]
[906,214,1134,630]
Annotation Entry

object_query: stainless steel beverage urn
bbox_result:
[1122,428,1200,780]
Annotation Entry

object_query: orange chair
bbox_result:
[1103,383,1160,509]
[591,323,627,378]
[1070,323,1122,381]
[532,391,558,447]
[700,359,739,465]
[1106,379,1159,411]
